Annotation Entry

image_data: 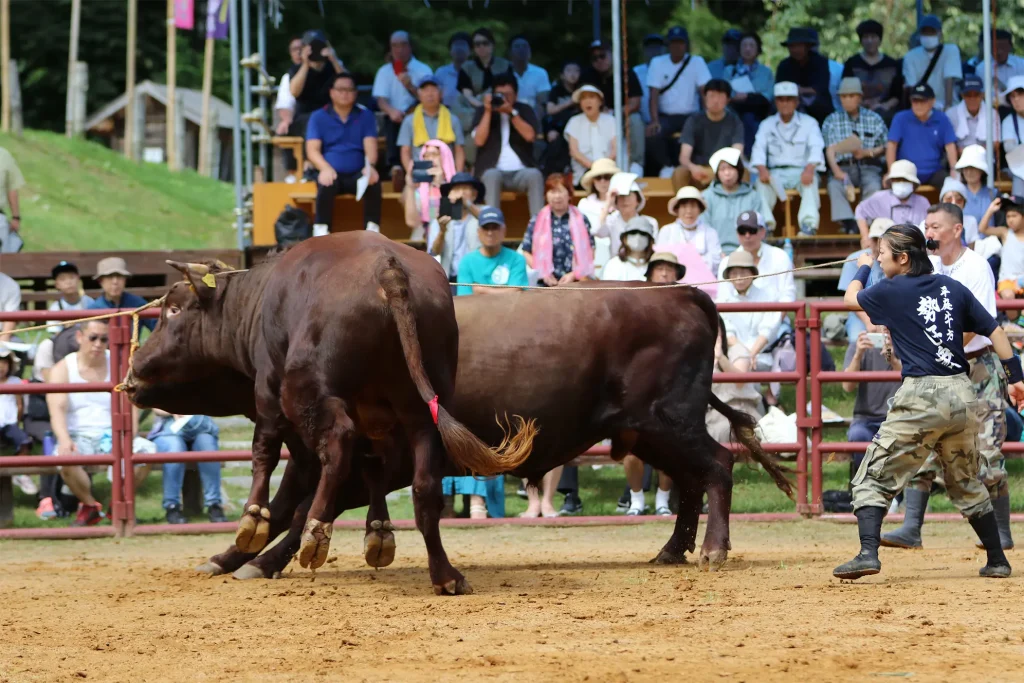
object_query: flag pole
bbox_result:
[65,0,82,138]
[166,0,177,170]
[125,0,137,159]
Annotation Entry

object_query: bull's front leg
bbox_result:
[651,472,702,565]
[236,417,284,553]
[698,441,734,571]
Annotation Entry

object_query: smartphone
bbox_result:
[866,332,886,349]
[411,159,432,184]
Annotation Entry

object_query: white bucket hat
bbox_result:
[709,147,742,174]
[868,217,895,239]
[888,159,920,185]
[572,84,605,104]
[609,172,646,212]
[1003,75,1024,98]
[955,144,989,174]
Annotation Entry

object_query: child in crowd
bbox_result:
[981,194,1024,318]
[659,186,722,273]
[47,261,93,335]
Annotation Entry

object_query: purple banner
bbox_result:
[206,0,229,40]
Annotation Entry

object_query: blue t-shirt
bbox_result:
[89,292,156,331]
[306,105,378,175]
[857,273,998,378]
[455,247,528,296]
[888,109,957,181]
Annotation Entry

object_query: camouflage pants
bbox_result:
[907,351,1009,498]
[852,375,993,519]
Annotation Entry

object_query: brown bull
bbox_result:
[191,281,793,581]
[123,232,535,594]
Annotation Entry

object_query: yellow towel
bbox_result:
[412,104,456,147]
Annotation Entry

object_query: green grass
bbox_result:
[3,129,235,251]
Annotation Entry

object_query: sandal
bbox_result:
[469,504,488,519]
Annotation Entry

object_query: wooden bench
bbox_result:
[20,287,169,308]
[270,136,304,172]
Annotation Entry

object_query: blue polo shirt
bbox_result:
[89,292,156,331]
[306,104,377,175]
[888,109,957,181]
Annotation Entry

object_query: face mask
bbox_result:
[625,233,650,252]
[679,220,699,230]
[920,35,940,50]
[891,181,914,199]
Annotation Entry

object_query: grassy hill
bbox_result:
[1,130,236,251]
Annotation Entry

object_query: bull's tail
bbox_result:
[708,394,794,500]
[377,257,537,476]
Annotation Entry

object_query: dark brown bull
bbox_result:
[122,232,535,594]
[189,281,792,580]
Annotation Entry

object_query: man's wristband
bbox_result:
[10,215,18,220]
[853,264,871,287]
[1001,355,1024,384]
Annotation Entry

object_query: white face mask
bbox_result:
[920,35,940,51]
[891,181,915,199]
[625,233,650,253]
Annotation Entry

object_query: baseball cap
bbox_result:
[666,26,689,42]
[961,74,984,94]
[51,260,79,279]
[736,211,765,231]
[868,218,895,239]
[919,14,942,32]
[589,39,611,52]
[1001,193,1024,210]
[417,74,440,88]
[722,29,743,43]
[642,33,665,46]
[909,83,935,100]
[478,206,506,227]
[837,77,863,96]
[774,81,799,98]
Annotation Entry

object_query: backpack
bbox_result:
[274,206,312,246]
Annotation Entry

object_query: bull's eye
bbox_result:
[167,304,182,318]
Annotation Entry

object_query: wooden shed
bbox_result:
[84,80,235,181]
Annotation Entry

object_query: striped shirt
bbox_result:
[821,107,888,164]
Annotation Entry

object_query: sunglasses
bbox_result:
[736,226,761,236]
[87,334,109,343]
[594,174,613,182]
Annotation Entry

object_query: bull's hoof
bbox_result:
[195,560,226,576]
[432,577,473,596]
[235,505,271,553]
[232,563,273,581]
[363,520,397,568]
[649,548,688,565]
[698,548,728,572]
[298,519,333,570]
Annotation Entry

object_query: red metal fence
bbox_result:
[0,299,1018,538]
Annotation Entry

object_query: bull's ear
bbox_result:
[166,260,217,301]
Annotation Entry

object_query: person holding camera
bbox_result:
[287,30,345,144]
[471,73,544,217]
[374,31,434,191]
[306,73,381,235]
[427,172,484,283]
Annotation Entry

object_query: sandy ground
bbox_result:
[1,521,1023,683]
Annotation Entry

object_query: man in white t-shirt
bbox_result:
[882,202,1014,551]
[563,85,617,182]
[646,25,711,176]
[901,14,962,111]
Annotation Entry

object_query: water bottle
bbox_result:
[783,238,795,264]
[42,430,56,456]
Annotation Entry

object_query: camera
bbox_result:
[491,93,505,109]
[411,160,433,184]
[302,29,328,63]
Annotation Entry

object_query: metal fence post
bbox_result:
[793,305,810,514]
[108,315,127,537]
[118,315,137,537]
[807,304,824,515]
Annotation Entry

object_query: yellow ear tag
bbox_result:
[201,273,217,288]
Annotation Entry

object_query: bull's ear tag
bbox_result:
[201,273,217,288]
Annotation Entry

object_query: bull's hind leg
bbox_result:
[407,425,471,595]
[297,397,356,571]
[362,440,397,569]
[698,439,734,571]
[631,437,702,565]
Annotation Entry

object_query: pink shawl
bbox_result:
[417,140,457,224]
[531,205,595,279]
[653,241,718,299]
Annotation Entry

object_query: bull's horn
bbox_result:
[166,260,211,276]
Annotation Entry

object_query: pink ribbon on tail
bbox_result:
[428,395,440,425]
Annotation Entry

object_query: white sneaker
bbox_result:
[14,475,37,496]
[283,174,297,184]
[312,223,329,237]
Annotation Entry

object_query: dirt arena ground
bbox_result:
[1,520,1023,682]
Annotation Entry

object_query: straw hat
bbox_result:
[572,84,605,104]
[723,249,758,278]
[646,252,686,280]
[580,158,622,193]
[667,186,706,215]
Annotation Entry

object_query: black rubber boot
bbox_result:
[969,511,1012,578]
[880,488,929,549]
[833,506,885,580]
[993,494,1015,550]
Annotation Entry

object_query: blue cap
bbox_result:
[920,14,942,31]
[666,26,689,42]
[642,33,665,46]
[961,74,984,94]
[722,28,743,43]
[478,206,505,227]
[417,74,440,88]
